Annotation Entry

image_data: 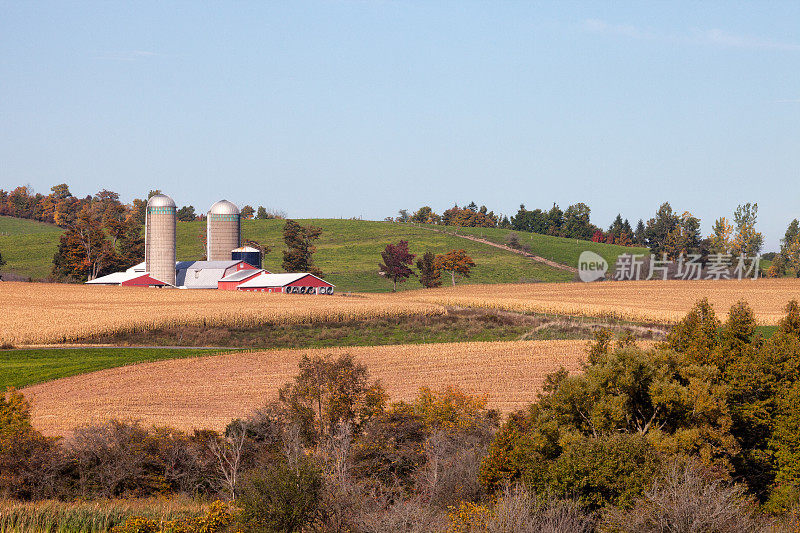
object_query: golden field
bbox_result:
[405,278,800,325]
[0,282,446,345]
[22,340,591,436]
[2,279,799,345]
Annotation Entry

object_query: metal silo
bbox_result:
[207,200,241,261]
[145,194,177,286]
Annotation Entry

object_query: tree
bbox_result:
[282,219,323,276]
[278,354,386,442]
[378,240,416,291]
[241,205,255,220]
[709,217,734,255]
[645,202,679,255]
[411,206,439,224]
[52,207,113,281]
[397,209,410,223]
[732,203,763,257]
[434,250,475,286]
[176,205,196,222]
[563,203,595,240]
[416,251,442,288]
[255,206,268,220]
[663,211,703,259]
[634,219,646,246]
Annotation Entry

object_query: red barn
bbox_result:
[217,268,270,290]
[236,273,334,294]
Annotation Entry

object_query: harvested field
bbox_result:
[0,282,445,345]
[22,340,591,436]
[403,278,800,325]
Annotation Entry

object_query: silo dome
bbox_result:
[207,200,241,261]
[147,194,176,208]
[209,200,239,216]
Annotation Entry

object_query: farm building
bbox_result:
[175,260,257,289]
[237,273,335,294]
[85,271,171,287]
[217,268,270,290]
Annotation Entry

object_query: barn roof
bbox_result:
[86,271,168,285]
[237,273,334,289]
[219,269,268,282]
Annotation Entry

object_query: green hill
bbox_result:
[426,224,649,273]
[0,216,62,280]
[180,219,575,291]
[0,216,648,291]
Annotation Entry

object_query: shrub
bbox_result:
[235,459,322,533]
[448,485,596,533]
[605,460,770,533]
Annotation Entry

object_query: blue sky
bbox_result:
[1,1,798,250]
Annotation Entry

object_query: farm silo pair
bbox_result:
[144,195,243,285]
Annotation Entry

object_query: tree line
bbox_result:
[397,201,779,262]
[5,300,800,530]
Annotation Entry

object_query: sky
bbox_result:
[1,1,798,250]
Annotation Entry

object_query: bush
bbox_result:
[605,460,771,533]
[235,459,322,532]
[548,434,659,510]
[448,485,596,533]
[112,500,236,533]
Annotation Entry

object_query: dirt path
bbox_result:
[423,226,578,273]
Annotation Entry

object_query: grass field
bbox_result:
[21,340,593,436]
[424,224,649,271]
[0,347,230,390]
[189,218,576,290]
[0,216,62,280]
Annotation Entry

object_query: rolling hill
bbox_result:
[0,216,648,291]
[0,216,62,280]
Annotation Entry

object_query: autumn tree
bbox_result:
[411,206,440,224]
[278,354,387,442]
[282,219,323,276]
[709,217,734,255]
[416,251,442,288]
[434,249,475,286]
[731,203,763,257]
[378,240,416,291]
[241,205,255,220]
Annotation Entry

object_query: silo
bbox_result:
[145,194,176,286]
[207,200,241,261]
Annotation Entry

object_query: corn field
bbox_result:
[400,278,800,325]
[3,279,798,346]
[0,497,203,533]
[0,282,446,345]
[22,340,594,437]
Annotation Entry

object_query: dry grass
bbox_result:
[400,278,800,325]
[0,282,445,345]
[21,340,593,437]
